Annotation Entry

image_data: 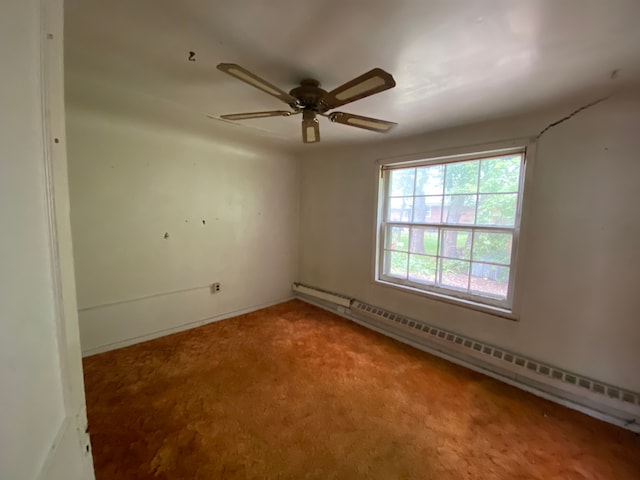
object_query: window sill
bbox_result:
[373,278,520,321]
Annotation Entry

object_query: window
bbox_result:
[377,148,526,312]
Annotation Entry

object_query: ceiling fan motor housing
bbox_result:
[289,79,330,113]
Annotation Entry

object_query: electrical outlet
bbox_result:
[211,282,221,294]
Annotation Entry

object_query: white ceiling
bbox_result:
[65,0,640,148]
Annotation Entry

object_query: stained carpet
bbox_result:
[83,300,640,479]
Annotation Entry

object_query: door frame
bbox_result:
[37,0,95,477]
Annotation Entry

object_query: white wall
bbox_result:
[299,88,640,393]
[0,1,93,479]
[66,107,299,354]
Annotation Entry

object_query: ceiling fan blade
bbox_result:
[220,110,296,120]
[328,112,397,133]
[301,112,320,144]
[325,68,396,109]
[217,63,299,106]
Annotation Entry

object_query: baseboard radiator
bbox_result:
[291,283,353,308]
[292,282,640,433]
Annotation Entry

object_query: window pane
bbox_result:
[476,193,517,226]
[385,250,408,278]
[472,232,513,265]
[442,195,477,224]
[479,156,521,193]
[412,196,442,223]
[440,229,471,260]
[439,259,470,291]
[380,149,525,308]
[409,255,437,284]
[389,168,415,197]
[386,226,409,252]
[387,197,414,222]
[410,227,438,255]
[444,160,479,195]
[470,263,510,299]
[416,165,444,195]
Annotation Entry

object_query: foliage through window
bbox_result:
[378,150,525,310]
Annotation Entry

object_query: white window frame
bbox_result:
[373,139,534,319]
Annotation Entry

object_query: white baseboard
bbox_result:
[82,297,294,357]
[37,413,94,480]
[296,294,640,434]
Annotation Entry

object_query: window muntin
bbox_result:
[379,151,525,310]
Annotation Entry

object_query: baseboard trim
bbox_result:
[82,296,294,357]
[295,293,640,434]
[36,412,94,480]
[36,417,68,480]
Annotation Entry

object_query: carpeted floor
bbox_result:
[83,300,640,479]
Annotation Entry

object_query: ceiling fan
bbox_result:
[216,63,397,144]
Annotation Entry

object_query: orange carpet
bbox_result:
[83,300,640,479]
